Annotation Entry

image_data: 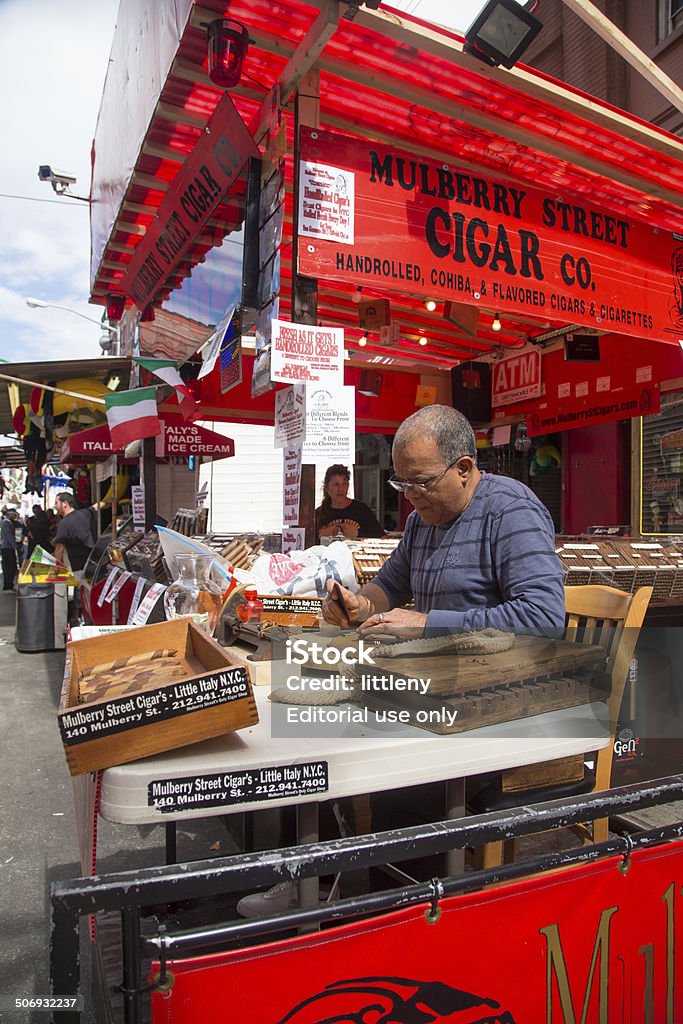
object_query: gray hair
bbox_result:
[393,405,477,463]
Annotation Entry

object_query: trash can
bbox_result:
[15,582,68,652]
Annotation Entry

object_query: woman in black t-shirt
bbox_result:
[315,464,384,543]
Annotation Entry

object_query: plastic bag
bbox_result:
[155,526,257,593]
[249,540,358,598]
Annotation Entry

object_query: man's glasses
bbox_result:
[388,457,463,494]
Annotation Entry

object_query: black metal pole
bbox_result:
[49,901,81,1024]
[120,907,142,1024]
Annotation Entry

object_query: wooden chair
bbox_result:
[467,585,653,868]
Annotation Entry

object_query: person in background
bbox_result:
[1,508,20,591]
[26,504,54,556]
[45,509,59,549]
[53,493,99,575]
[315,464,385,543]
[323,405,565,637]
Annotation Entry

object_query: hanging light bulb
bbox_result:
[424,299,437,312]
[352,286,363,304]
[492,313,502,332]
[418,335,428,346]
[358,333,368,347]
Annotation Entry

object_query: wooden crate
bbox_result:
[58,619,258,775]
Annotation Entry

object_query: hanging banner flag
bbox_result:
[135,357,197,419]
[219,307,243,395]
[302,385,355,462]
[271,319,344,386]
[297,126,683,346]
[104,387,160,448]
[199,304,237,380]
[274,384,306,449]
[283,446,302,526]
[252,300,277,398]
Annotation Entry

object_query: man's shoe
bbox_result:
[236,879,335,918]
[236,880,297,918]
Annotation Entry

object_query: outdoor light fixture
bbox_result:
[206,18,250,89]
[464,0,543,70]
[418,335,428,346]
[106,294,126,322]
[358,333,368,347]
[352,286,363,304]
[424,299,437,312]
[492,313,502,332]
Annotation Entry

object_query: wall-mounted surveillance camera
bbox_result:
[38,164,78,194]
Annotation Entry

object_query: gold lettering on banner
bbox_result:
[639,942,654,1024]
[663,882,675,1023]
[540,906,617,1023]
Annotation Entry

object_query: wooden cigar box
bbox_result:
[58,618,258,775]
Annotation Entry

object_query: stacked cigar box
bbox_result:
[58,618,258,775]
[556,538,683,599]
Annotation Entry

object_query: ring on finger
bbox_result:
[378,612,384,623]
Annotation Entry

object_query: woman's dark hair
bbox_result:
[321,464,350,507]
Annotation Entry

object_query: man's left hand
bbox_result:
[357,607,427,639]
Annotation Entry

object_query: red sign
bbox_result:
[60,419,235,462]
[488,333,670,435]
[298,127,683,346]
[152,842,683,1023]
[527,381,659,436]
[120,94,259,309]
[492,350,542,407]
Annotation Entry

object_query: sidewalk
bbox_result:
[0,591,236,1023]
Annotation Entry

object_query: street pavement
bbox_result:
[0,590,235,1023]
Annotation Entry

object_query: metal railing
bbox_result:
[50,775,683,1024]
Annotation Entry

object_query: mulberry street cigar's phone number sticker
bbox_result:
[148,761,329,813]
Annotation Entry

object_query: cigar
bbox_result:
[329,581,351,628]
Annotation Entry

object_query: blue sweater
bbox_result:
[373,473,565,635]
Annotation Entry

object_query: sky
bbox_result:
[0,0,486,378]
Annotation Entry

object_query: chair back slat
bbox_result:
[564,584,653,733]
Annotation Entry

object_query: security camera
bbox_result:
[38,164,78,194]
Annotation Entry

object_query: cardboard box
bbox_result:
[58,618,258,775]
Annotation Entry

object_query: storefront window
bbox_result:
[640,390,683,535]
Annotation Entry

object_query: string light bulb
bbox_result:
[418,335,428,346]
[424,299,437,312]
[492,313,502,332]
[358,333,368,347]
[352,286,363,304]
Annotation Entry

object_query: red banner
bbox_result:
[120,93,259,309]
[297,127,683,346]
[60,418,234,462]
[152,841,683,1023]
[526,382,660,436]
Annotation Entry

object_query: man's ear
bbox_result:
[457,457,475,479]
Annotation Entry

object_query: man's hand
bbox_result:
[322,580,369,628]
[357,606,427,640]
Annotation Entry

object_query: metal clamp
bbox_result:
[618,832,635,875]
[424,878,444,924]
[149,925,175,998]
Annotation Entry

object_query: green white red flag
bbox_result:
[134,357,197,419]
[104,387,160,448]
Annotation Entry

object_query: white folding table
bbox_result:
[99,687,610,889]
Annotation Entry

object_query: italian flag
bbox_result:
[105,387,160,448]
[134,357,197,420]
